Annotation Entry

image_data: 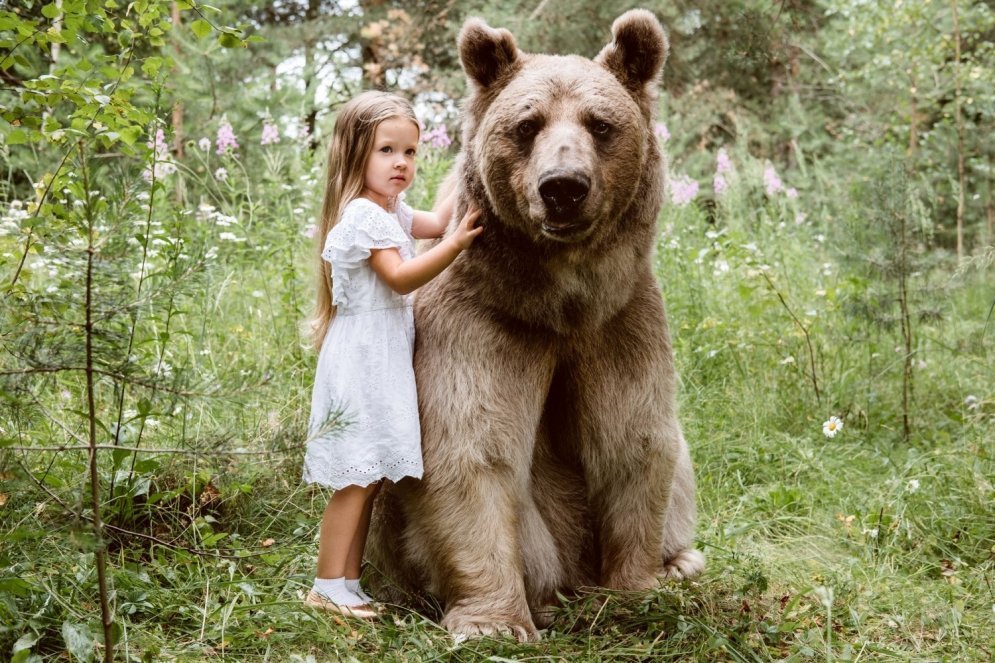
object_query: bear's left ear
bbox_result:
[459,18,521,90]
[595,9,669,93]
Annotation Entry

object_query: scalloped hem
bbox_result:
[302,465,423,490]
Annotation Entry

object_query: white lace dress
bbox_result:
[302,197,423,489]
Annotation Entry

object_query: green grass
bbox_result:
[2,144,994,662]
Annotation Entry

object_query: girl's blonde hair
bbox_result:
[308,91,419,350]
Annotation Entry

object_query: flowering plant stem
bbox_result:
[760,270,822,405]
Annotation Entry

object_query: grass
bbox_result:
[2,143,994,662]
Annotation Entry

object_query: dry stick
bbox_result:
[79,142,115,663]
[760,270,822,404]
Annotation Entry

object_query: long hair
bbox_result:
[307,91,419,351]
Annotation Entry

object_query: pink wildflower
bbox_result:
[714,173,728,196]
[653,122,670,141]
[669,174,699,207]
[142,127,175,181]
[421,124,452,149]
[786,187,798,199]
[261,121,280,146]
[716,148,732,174]
[763,163,783,196]
[215,121,239,155]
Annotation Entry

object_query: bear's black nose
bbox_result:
[539,174,590,214]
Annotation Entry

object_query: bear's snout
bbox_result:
[539,172,590,216]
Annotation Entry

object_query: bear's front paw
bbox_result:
[659,548,705,581]
[442,607,539,643]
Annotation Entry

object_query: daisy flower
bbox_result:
[822,416,843,438]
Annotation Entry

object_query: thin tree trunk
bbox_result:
[303,0,320,151]
[171,2,185,159]
[987,152,993,244]
[951,0,966,260]
[908,72,918,159]
[80,142,115,663]
[897,207,913,444]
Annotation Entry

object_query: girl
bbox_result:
[301,91,482,618]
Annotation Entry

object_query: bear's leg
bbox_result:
[659,428,706,579]
[570,291,698,590]
[410,319,556,642]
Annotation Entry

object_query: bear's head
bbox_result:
[458,10,668,246]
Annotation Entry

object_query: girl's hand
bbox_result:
[451,205,483,250]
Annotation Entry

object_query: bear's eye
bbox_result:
[517,120,538,140]
[592,120,613,137]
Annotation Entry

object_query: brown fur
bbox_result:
[367,10,704,641]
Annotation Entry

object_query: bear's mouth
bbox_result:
[540,218,591,240]
[542,220,583,234]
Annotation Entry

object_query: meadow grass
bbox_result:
[2,145,993,662]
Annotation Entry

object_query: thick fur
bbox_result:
[367,10,703,642]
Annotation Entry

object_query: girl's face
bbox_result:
[362,117,419,208]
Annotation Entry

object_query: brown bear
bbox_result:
[367,9,704,642]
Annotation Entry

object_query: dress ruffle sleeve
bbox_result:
[322,201,409,268]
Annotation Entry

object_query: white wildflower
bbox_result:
[822,416,843,438]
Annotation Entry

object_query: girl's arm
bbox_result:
[370,205,482,295]
[410,189,459,239]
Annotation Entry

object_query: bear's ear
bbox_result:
[459,18,521,90]
[595,9,669,93]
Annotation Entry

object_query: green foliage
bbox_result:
[2,1,994,661]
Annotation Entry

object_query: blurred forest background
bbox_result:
[1,1,993,661]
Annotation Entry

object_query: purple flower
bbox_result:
[786,187,798,199]
[261,121,280,146]
[421,124,452,149]
[215,120,239,155]
[142,127,175,181]
[653,122,670,141]
[763,163,783,196]
[716,148,732,174]
[714,173,728,196]
[669,174,699,207]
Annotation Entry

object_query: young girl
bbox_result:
[301,91,482,618]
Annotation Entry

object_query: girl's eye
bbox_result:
[406,149,417,156]
[381,146,392,153]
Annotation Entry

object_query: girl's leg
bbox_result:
[316,483,378,581]
[344,481,381,579]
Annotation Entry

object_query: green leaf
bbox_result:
[5,128,29,145]
[190,19,211,39]
[12,633,38,654]
[119,125,142,146]
[218,32,242,48]
[61,622,95,663]
[41,3,61,19]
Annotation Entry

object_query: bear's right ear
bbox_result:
[459,18,521,90]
